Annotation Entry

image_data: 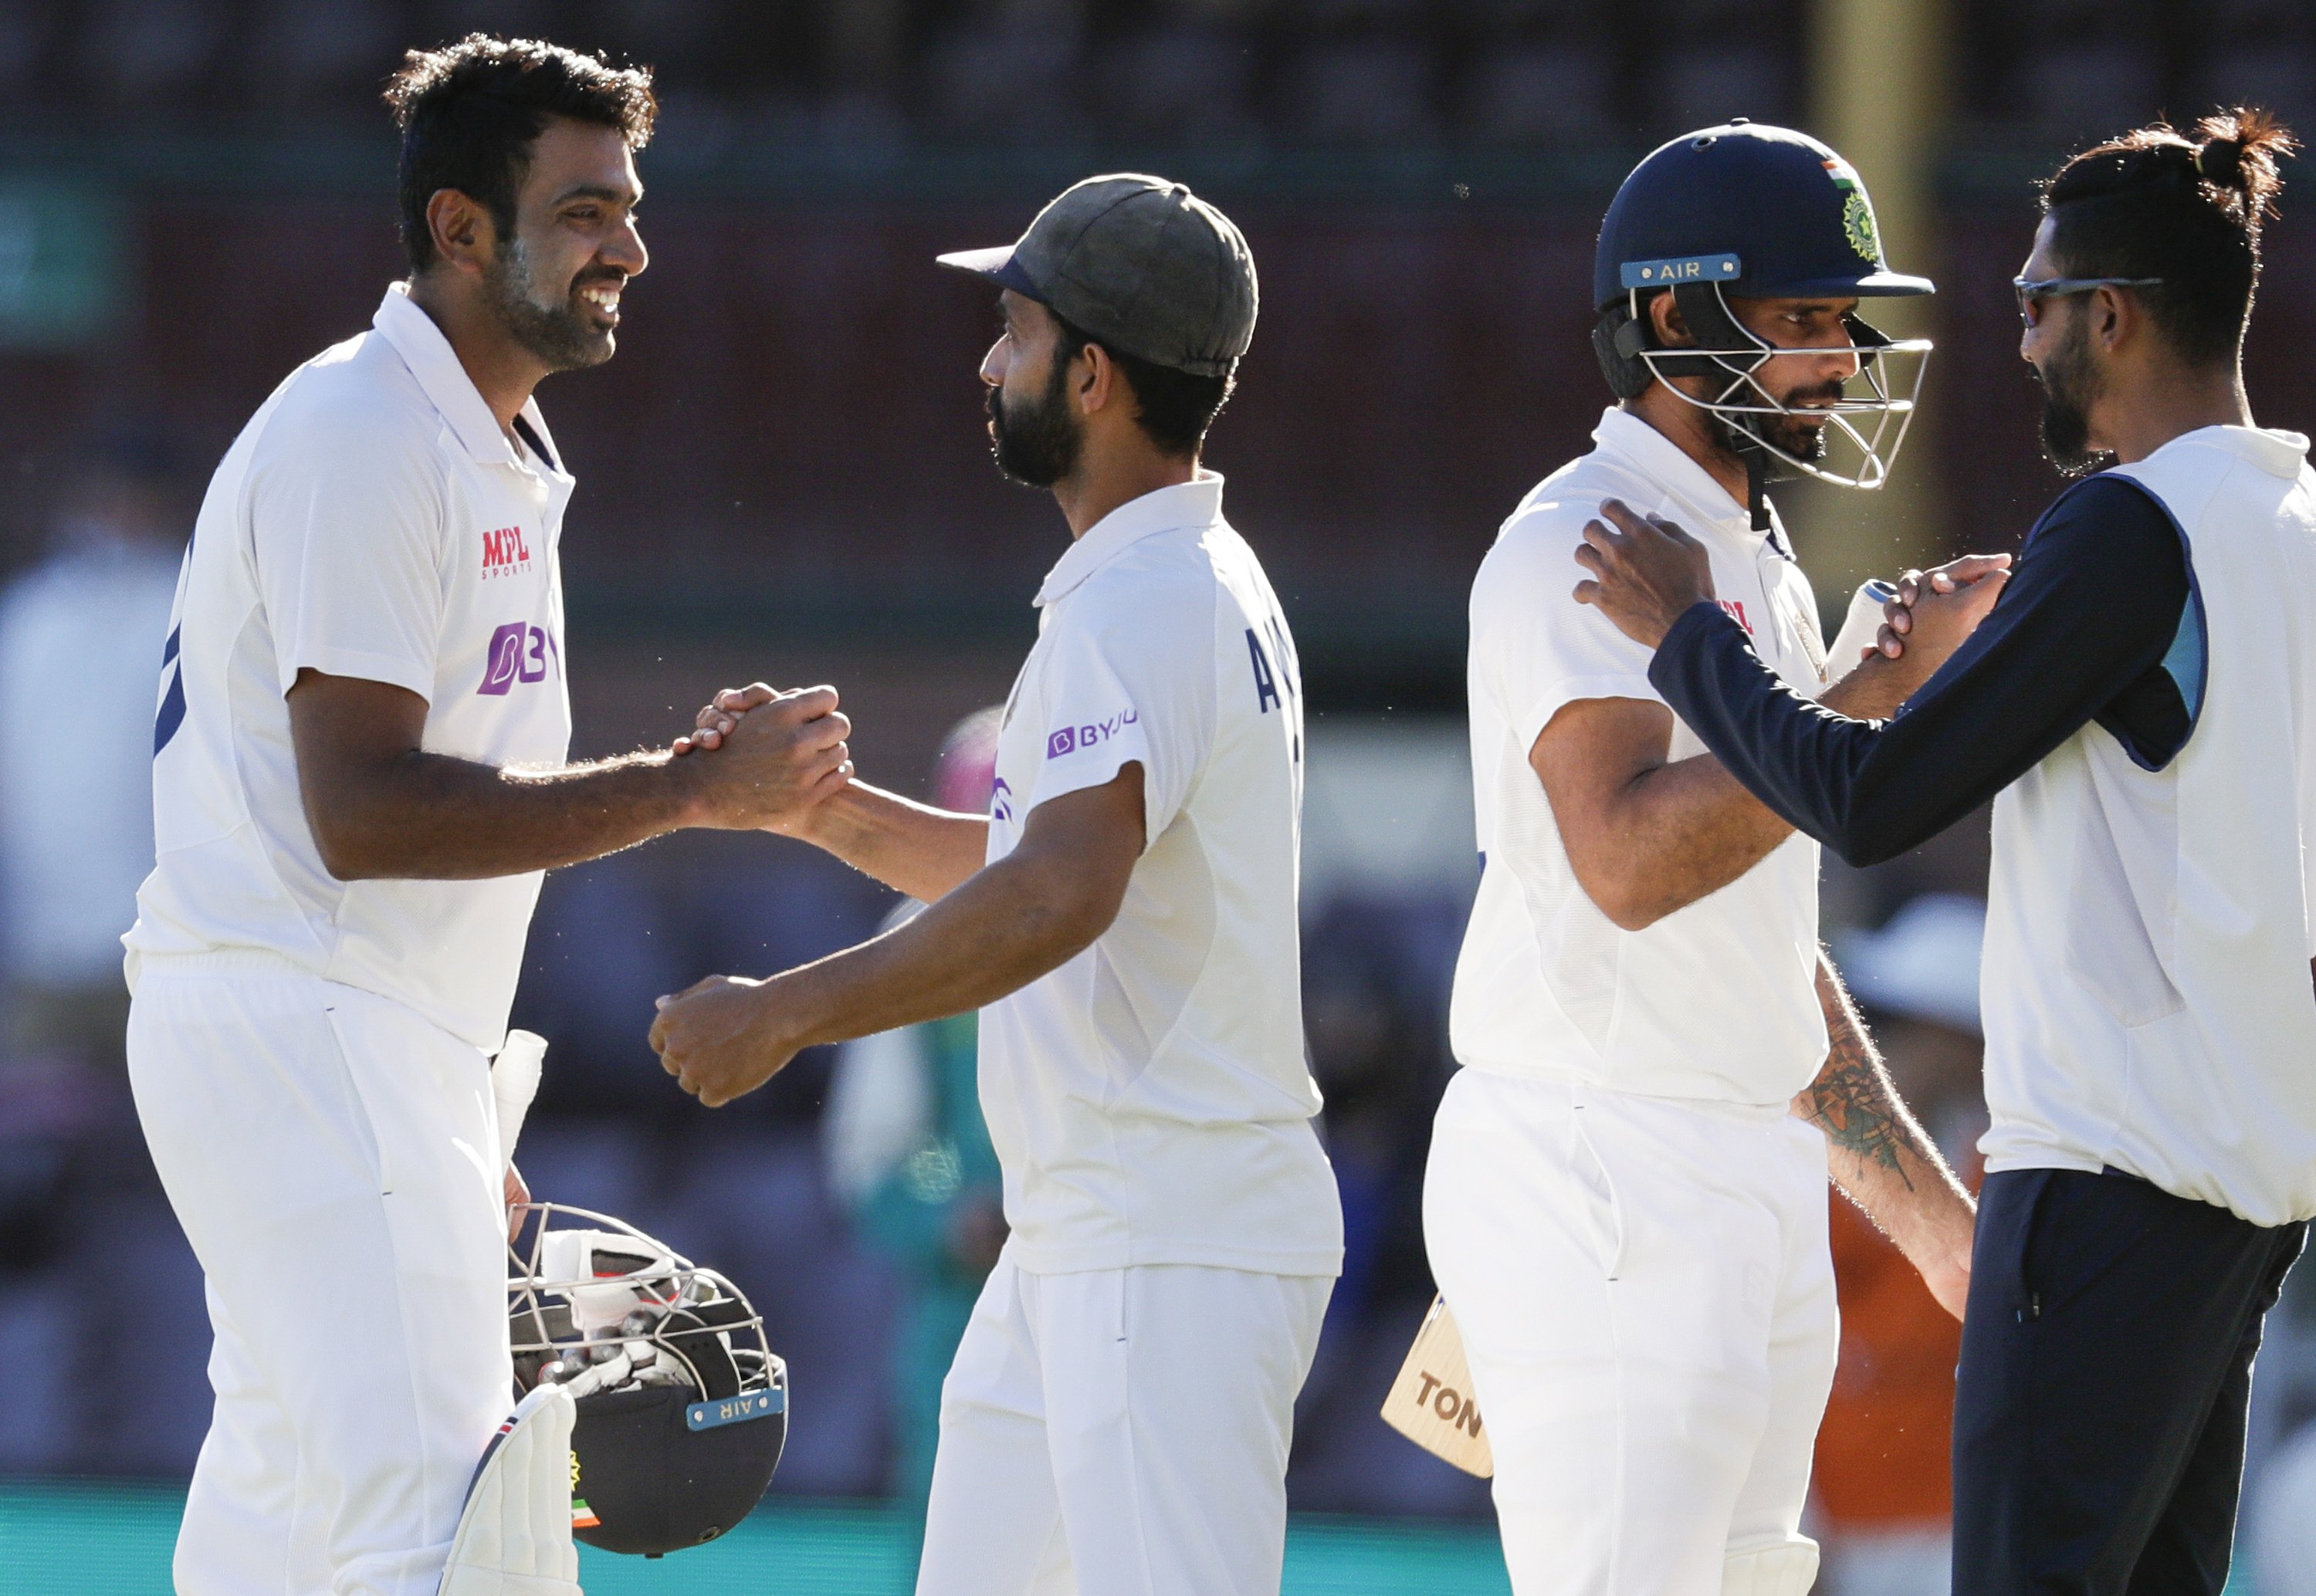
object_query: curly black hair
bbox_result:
[384,35,656,274]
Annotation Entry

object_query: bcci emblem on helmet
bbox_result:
[1822,157,1883,265]
[507,1203,789,1557]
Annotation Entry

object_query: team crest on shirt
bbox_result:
[481,525,532,579]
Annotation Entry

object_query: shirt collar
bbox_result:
[2143,423,2311,480]
[372,283,566,479]
[1590,406,1759,540]
[1034,471,1225,607]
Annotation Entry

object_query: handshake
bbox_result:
[663,681,854,836]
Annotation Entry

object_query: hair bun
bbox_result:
[2197,135,2249,188]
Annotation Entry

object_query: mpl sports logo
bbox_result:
[1046,708,1137,759]
[478,622,560,696]
[481,525,532,580]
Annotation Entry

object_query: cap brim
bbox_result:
[934,246,1046,303]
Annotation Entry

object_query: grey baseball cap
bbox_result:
[936,174,1257,377]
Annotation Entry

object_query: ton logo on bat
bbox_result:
[1413,1370,1483,1439]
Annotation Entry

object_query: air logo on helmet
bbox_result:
[1620,254,1740,289]
[687,1390,786,1431]
[1822,159,1882,265]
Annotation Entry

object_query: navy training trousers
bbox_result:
[1952,1167,2306,1595]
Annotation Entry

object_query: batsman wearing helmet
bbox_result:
[1421,123,1984,1595]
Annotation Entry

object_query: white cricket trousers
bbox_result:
[1424,1067,1838,1596]
[916,1252,1332,1596]
[127,955,511,1596]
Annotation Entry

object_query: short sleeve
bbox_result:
[1024,583,1212,847]
[248,409,447,704]
[1475,499,1661,750]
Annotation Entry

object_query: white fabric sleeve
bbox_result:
[1024,594,1211,847]
[1475,502,1662,751]
[249,419,447,704]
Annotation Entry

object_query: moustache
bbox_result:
[1778,380,1850,413]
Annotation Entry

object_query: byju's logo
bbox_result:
[481,525,532,579]
[1045,709,1136,760]
[478,622,559,695]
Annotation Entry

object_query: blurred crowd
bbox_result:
[0,0,2304,152]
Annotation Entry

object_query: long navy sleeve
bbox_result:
[1647,475,2193,867]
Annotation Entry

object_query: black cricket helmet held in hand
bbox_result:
[1591,119,1935,492]
[506,1202,787,1557]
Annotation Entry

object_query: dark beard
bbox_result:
[483,240,615,373]
[1707,376,1843,471]
[2034,313,2115,477]
[987,350,1080,488]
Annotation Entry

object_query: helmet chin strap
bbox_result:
[1654,282,1781,533]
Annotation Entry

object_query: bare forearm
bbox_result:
[1614,658,1921,897]
[794,782,990,902]
[767,850,1099,1047]
[1579,656,1926,927]
[1822,652,1922,722]
[1591,752,1790,925]
[1800,956,1975,1266]
[321,749,704,879]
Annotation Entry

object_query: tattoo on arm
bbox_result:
[1800,1013,1916,1190]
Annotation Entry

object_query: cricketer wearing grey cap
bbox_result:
[936,172,1258,377]
[648,174,1339,1596]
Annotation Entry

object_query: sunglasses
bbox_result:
[2013,275,2165,328]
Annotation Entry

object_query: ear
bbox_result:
[2090,285,2130,351]
[1647,290,1693,349]
[425,188,495,277]
[1073,340,1116,418]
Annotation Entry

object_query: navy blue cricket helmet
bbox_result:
[1593,120,1932,311]
[1590,120,1934,495]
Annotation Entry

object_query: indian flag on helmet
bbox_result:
[571,1448,601,1530]
[1823,157,1883,266]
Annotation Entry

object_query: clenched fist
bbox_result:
[1875,556,2013,678]
[678,684,852,834]
[649,974,804,1108]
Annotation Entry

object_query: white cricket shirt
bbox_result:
[978,474,1343,1277]
[125,284,574,1051]
[1450,407,1831,1104]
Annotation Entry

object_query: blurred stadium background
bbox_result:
[2,0,2314,1591]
